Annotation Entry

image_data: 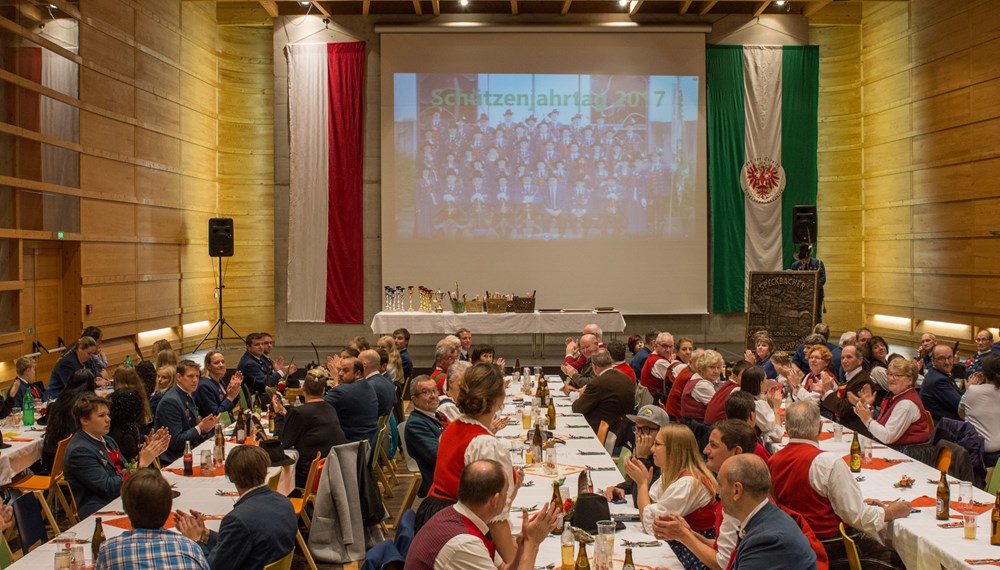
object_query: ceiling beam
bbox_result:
[802,0,832,16]
[363,0,371,15]
[752,0,772,17]
[412,0,423,15]
[561,0,573,15]
[679,0,693,15]
[511,0,518,15]
[312,2,331,16]
[698,0,718,16]
[432,0,440,15]
[258,0,278,17]
[629,0,644,15]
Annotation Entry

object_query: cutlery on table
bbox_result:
[215,489,239,497]
[590,466,617,471]
[621,539,662,548]
[94,510,125,516]
[577,450,605,456]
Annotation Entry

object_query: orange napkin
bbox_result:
[105,513,175,531]
[164,466,221,478]
[908,495,992,515]
[840,455,908,471]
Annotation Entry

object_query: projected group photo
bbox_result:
[392,73,699,240]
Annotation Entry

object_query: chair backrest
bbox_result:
[936,446,953,473]
[238,388,249,411]
[988,455,1000,495]
[925,410,936,433]
[596,421,610,446]
[604,431,617,455]
[396,421,420,472]
[220,411,234,428]
[262,549,294,570]
[303,452,324,498]
[839,523,862,570]
[616,447,633,479]
[371,422,388,470]
[266,471,281,492]
[51,435,73,479]
[0,533,12,569]
[11,492,50,553]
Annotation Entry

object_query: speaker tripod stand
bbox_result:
[194,255,245,352]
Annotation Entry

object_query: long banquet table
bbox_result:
[0,425,45,486]
[776,420,1000,570]
[500,376,681,569]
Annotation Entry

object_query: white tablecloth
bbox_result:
[778,422,997,570]
[0,425,45,486]
[370,311,627,336]
[500,377,681,569]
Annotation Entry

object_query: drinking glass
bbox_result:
[959,481,974,508]
[860,436,873,466]
[964,511,977,540]
[201,450,214,476]
[596,520,616,570]
[833,424,843,442]
[509,442,524,467]
[544,447,557,476]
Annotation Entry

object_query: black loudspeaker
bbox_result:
[208,218,234,257]
[791,205,817,244]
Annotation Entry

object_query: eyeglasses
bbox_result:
[887,372,911,379]
[633,426,659,434]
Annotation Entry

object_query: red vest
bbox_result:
[681,376,710,421]
[432,368,447,395]
[640,354,666,395]
[768,442,842,539]
[665,362,694,418]
[876,388,931,445]
[404,505,496,570]
[678,473,717,532]
[704,382,738,424]
[428,420,491,501]
[614,362,637,384]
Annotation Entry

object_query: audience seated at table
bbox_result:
[471,344,506,371]
[154,360,219,464]
[175,445,297,570]
[324,356,379,451]
[571,348,635,436]
[95,470,210,570]
[680,350,723,424]
[864,336,890,370]
[155,348,178,370]
[406,459,559,570]
[639,332,675,405]
[416,363,521,562]
[854,358,931,449]
[431,341,460,394]
[560,333,600,390]
[628,332,651,380]
[604,405,668,507]
[46,335,99,401]
[770,400,910,570]
[393,327,414,381]
[738,366,784,444]
[377,335,406,384]
[110,366,152,424]
[108,389,148,463]
[149,364,175,416]
[723,391,772,461]
[605,339,637,383]
[360,349,398,418]
[64,395,169,519]
[829,345,879,439]
[194,351,242,419]
[42,368,97,472]
[703,360,751,425]
[625,424,717,570]
[665,342,700,421]
[456,328,473,361]
[920,344,962,423]
[406,375,447,497]
[743,334,777,380]
[960,354,1000,465]
[792,345,837,408]
[271,370,347,489]
[438,361,470,422]
[3,356,44,419]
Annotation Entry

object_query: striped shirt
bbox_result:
[96,528,210,570]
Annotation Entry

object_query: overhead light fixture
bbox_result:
[459,0,469,6]
[774,0,786,5]
[920,320,972,339]
[618,0,628,6]
[871,314,911,332]
[138,327,174,344]
[299,1,311,6]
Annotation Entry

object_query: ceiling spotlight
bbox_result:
[774,0,786,5]
[618,0,628,6]
[459,0,469,6]
[299,1,311,6]
[49,3,57,8]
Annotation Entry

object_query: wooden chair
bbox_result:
[925,410,935,433]
[5,435,75,524]
[372,421,394,499]
[839,523,862,570]
[266,471,281,492]
[11,491,60,554]
[936,446,953,473]
[596,421,610,446]
[263,549,294,570]
[616,447,633,479]
[377,415,398,486]
[393,420,422,529]
[987,456,1000,495]
[0,533,12,569]
[286,452,321,570]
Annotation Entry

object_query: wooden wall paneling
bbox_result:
[135,205,184,241]
[135,90,182,138]
[909,50,970,101]
[134,131,182,181]
[80,155,136,201]
[860,1,909,51]
[179,141,217,180]
[80,198,136,239]
[62,241,82,340]
[861,36,910,84]
[863,71,910,112]
[136,279,180,316]
[80,22,135,78]
[179,107,218,151]
[818,90,861,125]
[971,1,1000,45]
[863,271,913,306]
[136,11,181,65]
[80,243,137,280]
[912,238,974,274]
[862,204,912,237]
[79,67,135,118]
[179,176,218,211]
[135,51,181,102]
[862,105,910,147]
[861,138,910,176]
[137,243,181,276]
[911,11,970,65]
[79,111,136,158]
[816,180,861,210]
[971,76,1000,124]
[863,238,911,272]
[863,172,911,206]
[973,276,1000,314]
[179,74,218,117]
[913,274,972,313]
[81,0,136,37]
[82,282,136,325]
[911,88,971,136]
[136,167,182,207]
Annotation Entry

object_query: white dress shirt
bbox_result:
[864,390,921,445]
[642,475,713,534]
[434,502,503,570]
[689,376,716,406]
[787,438,886,534]
[461,415,516,523]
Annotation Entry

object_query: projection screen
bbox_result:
[380,32,708,314]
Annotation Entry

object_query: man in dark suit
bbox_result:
[823,344,879,437]
[175,445,297,570]
[273,372,346,488]
[359,350,397,418]
[571,349,634,436]
[920,344,962,423]
[721,455,817,570]
[154,360,219,464]
[236,333,280,397]
[404,375,445,496]
[325,357,379,451]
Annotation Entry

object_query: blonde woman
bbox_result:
[625,424,717,570]
[377,335,405,384]
[680,350,723,422]
[149,365,176,415]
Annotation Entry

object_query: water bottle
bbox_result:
[22,390,35,427]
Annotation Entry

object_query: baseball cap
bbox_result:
[626,405,670,427]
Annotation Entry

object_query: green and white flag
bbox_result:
[707,45,819,313]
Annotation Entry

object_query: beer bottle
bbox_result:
[561,522,575,570]
[91,517,106,562]
[214,424,226,469]
[849,432,862,473]
[991,491,1000,545]
[551,481,564,531]
[267,404,276,434]
[531,421,544,465]
[622,547,635,570]
[236,409,247,444]
[547,398,557,430]
[936,470,951,521]
[575,540,590,570]
[183,441,193,476]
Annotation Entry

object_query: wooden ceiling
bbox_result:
[207,0,905,20]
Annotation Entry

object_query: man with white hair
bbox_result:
[639,332,675,405]
[438,361,471,422]
[560,333,600,391]
[768,401,909,569]
[563,324,605,372]
[431,341,460,395]
[838,331,857,347]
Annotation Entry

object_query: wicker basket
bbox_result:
[466,299,484,313]
[513,296,536,313]
[486,298,507,314]
[450,297,466,314]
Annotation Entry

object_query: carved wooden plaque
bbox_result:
[745,271,819,352]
